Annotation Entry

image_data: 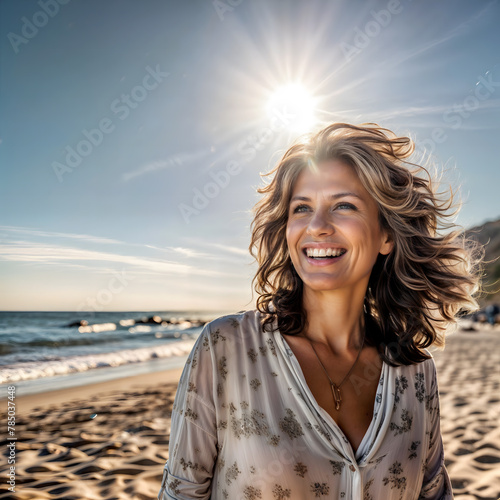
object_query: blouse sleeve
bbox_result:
[158,323,218,499]
[418,358,453,499]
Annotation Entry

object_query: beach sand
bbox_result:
[433,326,500,500]
[0,326,499,499]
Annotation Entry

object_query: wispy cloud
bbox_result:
[22,261,121,274]
[121,149,212,182]
[0,225,246,266]
[204,242,250,256]
[382,2,496,70]
[364,99,500,123]
[0,225,123,245]
[144,244,212,259]
[122,158,182,182]
[0,240,237,277]
[182,238,250,257]
[322,3,497,104]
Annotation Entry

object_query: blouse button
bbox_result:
[349,465,356,472]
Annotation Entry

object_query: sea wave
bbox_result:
[0,328,188,351]
[0,339,197,384]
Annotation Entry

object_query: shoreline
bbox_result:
[0,351,192,400]
[11,366,185,415]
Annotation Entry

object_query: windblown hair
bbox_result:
[249,123,483,365]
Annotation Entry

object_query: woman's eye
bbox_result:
[292,204,309,213]
[291,202,357,214]
[337,202,356,211]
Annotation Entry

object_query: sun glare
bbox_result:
[266,84,317,134]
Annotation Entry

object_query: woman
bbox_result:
[158,123,481,499]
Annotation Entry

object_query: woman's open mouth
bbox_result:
[302,247,347,265]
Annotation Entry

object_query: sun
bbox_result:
[266,83,317,134]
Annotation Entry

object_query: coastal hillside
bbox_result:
[466,217,500,305]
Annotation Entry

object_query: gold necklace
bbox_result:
[307,332,365,411]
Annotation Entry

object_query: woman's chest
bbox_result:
[283,338,383,454]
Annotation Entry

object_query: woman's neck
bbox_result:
[300,286,366,355]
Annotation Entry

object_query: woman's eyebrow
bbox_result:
[290,192,363,202]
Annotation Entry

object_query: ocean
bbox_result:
[0,310,229,396]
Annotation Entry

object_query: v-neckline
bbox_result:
[275,329,387,462]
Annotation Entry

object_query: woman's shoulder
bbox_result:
[419,349,438,373]
[204,308,263,334]
[391,349,438,387]
[200,309,268,349]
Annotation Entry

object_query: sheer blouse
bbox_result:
[158,309,452,499]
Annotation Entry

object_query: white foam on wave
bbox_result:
[119,319,136,327]
[128,325,152,333]
[0,339,197,384]
[78,322,117,333]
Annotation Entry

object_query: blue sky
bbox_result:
[1,0,499,312]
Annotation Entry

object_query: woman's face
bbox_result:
[286,159,393,295]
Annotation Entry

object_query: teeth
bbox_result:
[305,248,345,258]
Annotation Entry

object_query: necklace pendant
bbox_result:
[330,383,342,411]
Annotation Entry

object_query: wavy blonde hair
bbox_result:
[249,123,483,365]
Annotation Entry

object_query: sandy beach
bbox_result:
[432,325,500,500]
[1,325,499,500]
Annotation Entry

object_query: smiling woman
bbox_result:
[158,123,483,499]
[251,123,482,363]
[286,159,394,302]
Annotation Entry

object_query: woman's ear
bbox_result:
[380,232,394,256]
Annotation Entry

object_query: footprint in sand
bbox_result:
[152,438,169,446]
[462,439,477,445]
[98,477,117,487]
[473,453,500,464]
[74,464,106,475]
[49,448,88,462]
[455,448,473,456]
[130,457,162,466]
[104,467,144,476]
[25,465,56,474]
[30,480,65,489]
[48,485,72,495]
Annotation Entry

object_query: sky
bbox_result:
[0,0,499,312]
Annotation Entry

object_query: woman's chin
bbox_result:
[302,278,345,293]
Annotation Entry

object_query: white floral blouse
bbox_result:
[158,309,453,499]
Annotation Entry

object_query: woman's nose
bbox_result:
[306,210,335,236]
